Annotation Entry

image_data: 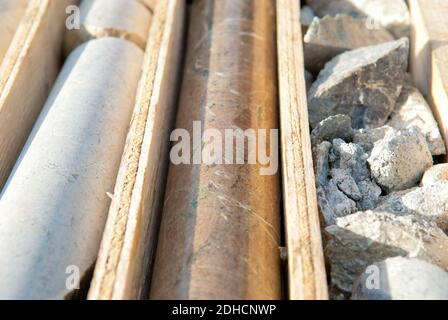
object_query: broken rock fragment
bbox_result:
[331,168,362,201]
[330,168,381,211]
[352,257,448,300]
[330,139,382,213]
[330,139,370,182]
[375,182,448,233]
[310,114,353,146]
[313,141,358,225]
[308,38,409,129]
[313,141,332,187]
[422,164,448,187]
[368,128,433,192]
[357,180,382,211]
[318,181,357,226]
[304,15,394,74]
[305,0,411,39]
[325,211,448,297]
[300,5,316,27]
[352,125,395,153]
[315,139,381,225]
[388,83,446,156]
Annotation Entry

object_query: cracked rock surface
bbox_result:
[352,257,448,300]
[325,211,448,298]
[304,15,394,74]
[308,38,409,129]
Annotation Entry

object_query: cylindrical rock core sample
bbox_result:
[0,0,28,63]
[150,0,281,300]
[64,0,152,54]
[0,38,144,299]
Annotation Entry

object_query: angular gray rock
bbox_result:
[352,125,395,153]
[310,114,353,146]
[357,179,382,211]
[318,180,358,226]
[352,257,448,300]
[368,128,433,192]
[305,0,411,39]
[325,211,448,297]
[314,141,358,225]
[313,141,332,187]
[308,38,409,129]
[315,139,381,225]
[300,5,316,27]
[375,182,448,233]
[330,139,378,207]
[304,15,394,74]
[330,139,370,182]
[388,83,446,156]
[422,164,448,187]
[331,168,362,201]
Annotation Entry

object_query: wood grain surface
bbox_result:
[277,0,329,300]
[88,0,185,300]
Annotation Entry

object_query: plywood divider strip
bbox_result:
[408,0,448,153]
[88,0,185,300]
[276,0,329,300]
[430,45,448,153]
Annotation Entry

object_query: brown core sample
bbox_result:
[150,0,281,299]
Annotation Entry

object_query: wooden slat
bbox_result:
[409,0,448,152]
[276,0,329,300]
[430,45,448,153]
[88,0,185,300]
[409,0,448,94]
[0,0,79,188]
